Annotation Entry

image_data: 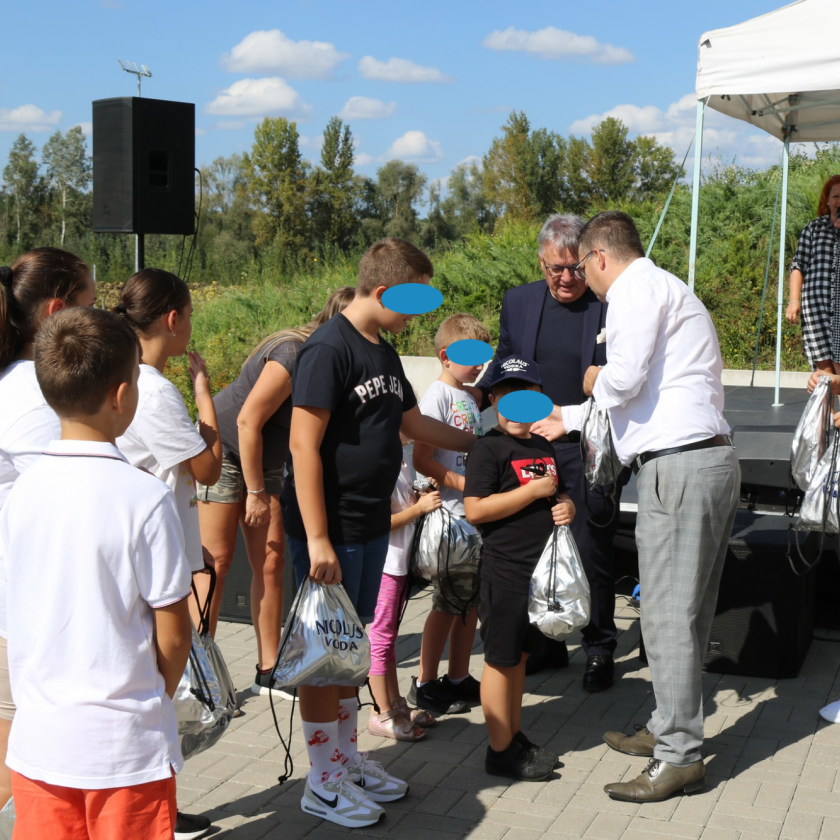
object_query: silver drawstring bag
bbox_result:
[581,398,623,487]
[791,375,833,490]
[0,797,14,840]
[797,430,840,533]
[173,573,237,762]
[272,579,370,689]
[528,526,591,639]
[411,507,481,583]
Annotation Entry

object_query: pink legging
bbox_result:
[368,572,409,676]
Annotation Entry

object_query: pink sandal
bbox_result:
[368,708,426,742]
[393,696,437,728]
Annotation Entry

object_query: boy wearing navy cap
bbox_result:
[464,355,576,782]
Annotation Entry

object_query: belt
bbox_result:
[555,431,581,444]
[631,435,733,475]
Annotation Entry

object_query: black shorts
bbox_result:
[478,577,545,668]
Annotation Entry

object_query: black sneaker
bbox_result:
[441,674,481,704]
[174,811,211,840]
[485,740,555,782]
[515,730,561,769]
[410,677,469,715]
[525,638,569,676]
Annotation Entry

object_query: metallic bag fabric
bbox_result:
[581,398,623,487]
[412,507,481,583]
[272,580,370,689]
[798,429,840,533]
[791,375,833,491]
[174,625,237,761]
[528,525,591,639]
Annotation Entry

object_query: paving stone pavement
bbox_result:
[179,589,840,840]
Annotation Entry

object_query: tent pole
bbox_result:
[688,99,706,292]
[773,131,791,407]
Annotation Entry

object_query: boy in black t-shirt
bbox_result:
[281,238,477,828]
[464,355,576,783]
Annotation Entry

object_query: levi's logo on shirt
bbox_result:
[511,457,558,488]
[353,374,404,404]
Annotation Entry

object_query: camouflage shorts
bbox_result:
[432,569,480,615]
[195,453,285,503]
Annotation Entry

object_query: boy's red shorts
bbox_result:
[11,769,177,840]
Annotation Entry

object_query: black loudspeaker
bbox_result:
[703,511,817,679]
[219,528,297,625]
[92,97,195,235]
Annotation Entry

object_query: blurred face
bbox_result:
[377,275,430,335]
[443,357,484,386]
[540,245,587,304]
[489,385,540,439]
[829,184,840,225]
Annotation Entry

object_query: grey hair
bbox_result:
[537,214,585,255]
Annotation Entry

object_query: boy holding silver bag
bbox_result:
[464,356,575,782]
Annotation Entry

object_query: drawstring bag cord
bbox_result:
[269,583,302,785]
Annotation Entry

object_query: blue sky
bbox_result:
[0,0,798,189]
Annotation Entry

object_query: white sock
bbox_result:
[337,700,359,767]
[447,674,468,685]
[302,720,342,786]
[416,679,430,688]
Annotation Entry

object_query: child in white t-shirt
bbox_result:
[412,313,488,715]
[0,307,192,837]
[115,269,223,583]
[367,440,441,741]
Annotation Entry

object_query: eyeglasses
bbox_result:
[573,250,600,280]
[540,256,583,279]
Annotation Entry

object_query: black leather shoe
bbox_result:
[525,638,569,676]
[583,655,614,692]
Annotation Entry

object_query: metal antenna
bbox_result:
[118,59,152,97]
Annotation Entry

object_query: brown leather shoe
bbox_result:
[603,725,657,756]
[604,758,705,802]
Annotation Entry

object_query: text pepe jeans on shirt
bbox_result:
[353,374,405,404]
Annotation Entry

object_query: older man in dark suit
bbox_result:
[488,213,619,691]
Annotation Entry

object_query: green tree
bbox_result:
[563,135,593,213]
[42,127,91,247]
[440,159,495,236]
[375,160,427,240]
[242,118,308,258]
[633,135,682,199]
[314,117,357,250]
[586,117,635,204]
[3,134,39,248]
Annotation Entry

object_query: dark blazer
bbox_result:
[488,281,607,400]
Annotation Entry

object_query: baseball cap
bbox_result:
[487,354,542,388]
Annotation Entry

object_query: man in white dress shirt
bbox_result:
[580,211,740,803]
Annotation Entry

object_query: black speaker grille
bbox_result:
[92,99,134,232]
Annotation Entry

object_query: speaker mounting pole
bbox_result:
[118,60,152,98]
[135,234,144,272]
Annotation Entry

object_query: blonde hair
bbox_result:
[357,238,434,297]
[246,285,355,363]
[434,312,491,357]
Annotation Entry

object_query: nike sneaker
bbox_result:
[345,752,409,802]
[300,771,384,828]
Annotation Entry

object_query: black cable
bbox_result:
[183,168,203,284]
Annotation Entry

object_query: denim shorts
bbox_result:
[195,452,285,503]
[286,532,390,624]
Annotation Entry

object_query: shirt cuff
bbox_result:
[592,367,625,409]
[560,404,584,432]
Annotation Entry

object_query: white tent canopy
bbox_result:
[690,0,840,405]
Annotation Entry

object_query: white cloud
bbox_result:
[567,92,789,171]
[74,122,92,136]
[220,29,350,79]
[215,120,246,130]
[194,127,207,137]
[0,104,62,132]
[358,56,451,84]
[385,130,444,163]
[339,96,396,120]
[205,78,312,119]
[483,26,633,66]
[354,152,375,166]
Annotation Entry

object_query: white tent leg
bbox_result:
[688,99,706,292]
[773,132,791,407]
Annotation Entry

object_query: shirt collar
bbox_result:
[605,257,651,303]
[42,439,128,462]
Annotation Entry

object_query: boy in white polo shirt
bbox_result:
[0,307,193,840]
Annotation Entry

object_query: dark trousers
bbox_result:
[553,441,619,657]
